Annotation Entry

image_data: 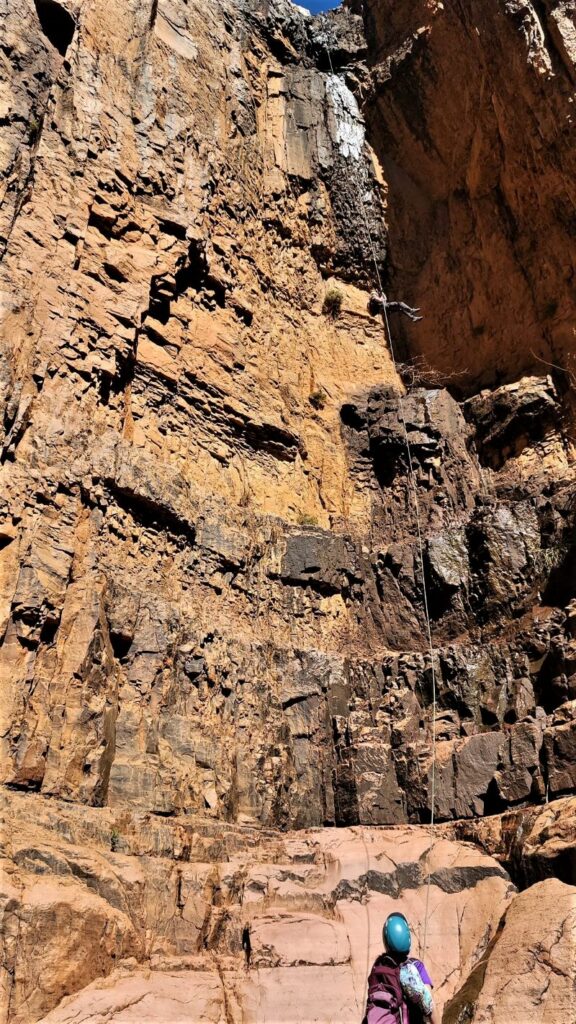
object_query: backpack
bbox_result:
[362,955,407,1024]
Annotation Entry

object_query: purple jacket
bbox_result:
[364,956,433,1024]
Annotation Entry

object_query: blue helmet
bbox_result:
[383,913,411,955]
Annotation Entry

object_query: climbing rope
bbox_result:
[322,38,438,961]
[357,173,437,960]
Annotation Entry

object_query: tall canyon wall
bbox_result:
[0,1,575,1022]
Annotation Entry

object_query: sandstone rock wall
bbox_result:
[1,0,576,1022]
[359,0,576,406]
[0,790,517,1023]
[1,0,395,830]
[1,0,575,832]
[3,791,574,1024]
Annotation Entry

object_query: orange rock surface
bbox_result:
[1,1,575,1021]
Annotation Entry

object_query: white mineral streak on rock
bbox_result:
[326,73,365,160]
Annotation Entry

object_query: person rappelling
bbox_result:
[362,913,438,1024]
[370,291,423,322]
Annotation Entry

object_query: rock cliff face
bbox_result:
[359,0,576,403]
[1,1,575,1022]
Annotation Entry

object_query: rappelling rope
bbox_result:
[356,185,437,958]
[322,31,438,960]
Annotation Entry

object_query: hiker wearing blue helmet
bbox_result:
[362,913,438,1024]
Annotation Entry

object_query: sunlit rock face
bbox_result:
[1,0,575,1021]
[0,0,389,831]
[2,790,516,1024]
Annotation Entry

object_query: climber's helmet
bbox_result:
[383,912,411,956]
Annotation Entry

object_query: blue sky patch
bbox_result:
[300,1,341,12]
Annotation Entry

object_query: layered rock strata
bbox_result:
[0,790,517,1023]
[1,0,576,1022]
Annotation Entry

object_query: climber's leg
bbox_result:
[394,302,423,321]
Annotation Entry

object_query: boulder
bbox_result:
[464,376,560,469]
[466,879,576,1024]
